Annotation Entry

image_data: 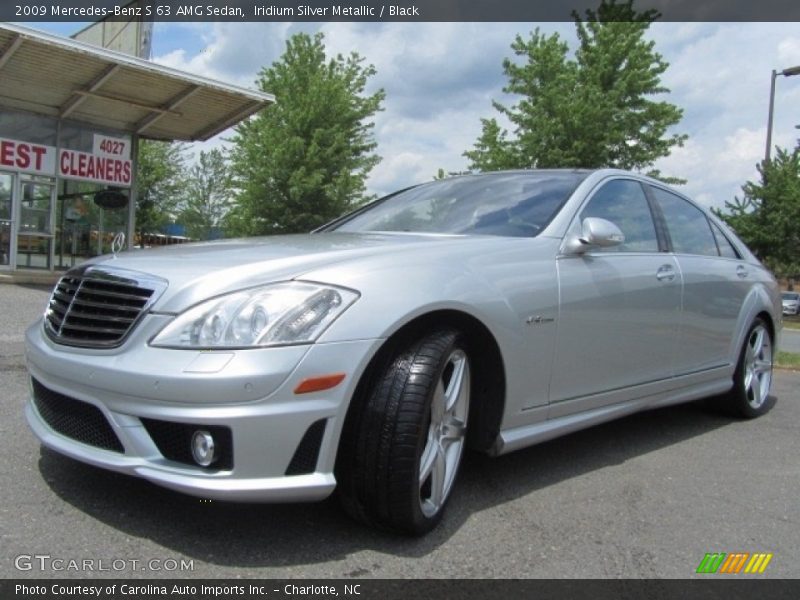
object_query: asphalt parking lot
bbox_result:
[1,283,798,579]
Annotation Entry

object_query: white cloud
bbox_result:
[777,37,800,66]
[139,21,800,206]
[369,151,428,192]
[648,23,800,206]
[152,22,295,89]
[725,127,768,162]
[657,124,796,209]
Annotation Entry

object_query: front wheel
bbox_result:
[727,318,774,418]
[336,329,471,535]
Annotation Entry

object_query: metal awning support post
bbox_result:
[127,134,138,251]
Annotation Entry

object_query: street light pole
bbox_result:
[765,70,777,164]
[765,65,800,164]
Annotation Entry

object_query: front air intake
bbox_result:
[31,378,124,453]
[285,420,327,475]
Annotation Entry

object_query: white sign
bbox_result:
[0,136,56,176]
[58,148,133,186]
[93,134,131,160]
[0,135,133,186]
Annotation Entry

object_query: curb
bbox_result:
[0,271,60,287]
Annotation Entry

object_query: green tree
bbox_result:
[463,118,520,172]
[465,0,686,176]
[716,144,800,279]
[179,149,231,240]
[227,32,385,236]
[135,140,187,239]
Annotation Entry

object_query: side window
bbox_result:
[651,188,718,257]
[579,179,658,252]
[710,221,740,259]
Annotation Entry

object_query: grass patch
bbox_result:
[783,319,800,331]
[776,351,800,370]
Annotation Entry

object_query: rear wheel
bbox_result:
[726,318,774,418]
[336,329,470,535]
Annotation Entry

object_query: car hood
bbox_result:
[81,232,498,313]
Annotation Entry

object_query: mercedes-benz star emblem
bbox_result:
[111,232,126,258]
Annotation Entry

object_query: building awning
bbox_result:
[0,23,274,141]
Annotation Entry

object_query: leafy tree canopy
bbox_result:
[715,143,800,279]
[227,32,385,236]
[135,140,187,237]
[465,0,686,179]
[179,148,231,241]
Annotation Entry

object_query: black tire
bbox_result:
[336,329,471,535]
[719,317,775,419]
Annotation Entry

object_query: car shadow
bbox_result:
[38,399,743,569]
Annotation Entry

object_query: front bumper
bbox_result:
[25,316,383,502]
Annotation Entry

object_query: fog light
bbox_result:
[191,430,216,467]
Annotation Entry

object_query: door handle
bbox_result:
[736,265,748,278]
[656,265,676,282]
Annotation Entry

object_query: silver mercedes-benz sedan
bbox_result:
[25,169,781,534]
[783,292,800,316]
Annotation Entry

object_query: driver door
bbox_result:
[549,178,682,417]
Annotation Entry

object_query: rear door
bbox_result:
[647,185,750,374]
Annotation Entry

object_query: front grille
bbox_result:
[45,266,166,348]
[31,378,124,453]
[141,418,233,471]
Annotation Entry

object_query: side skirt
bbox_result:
[491,372,732,456]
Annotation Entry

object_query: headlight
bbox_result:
[150,282,358,349]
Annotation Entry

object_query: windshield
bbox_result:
[783,292,799,300]
[329,171,587,237]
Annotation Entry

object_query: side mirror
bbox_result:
[562,217,625,255]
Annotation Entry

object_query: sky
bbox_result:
[32,20,800,210]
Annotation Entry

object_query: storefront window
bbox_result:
[55,179,130,269]
[0,110,57,146]
[59,120,131,154]
[0,172,12,266]
[20,180,52,232]
[0,173,11,219]
[16,177,54,270]
[1,108,133,271]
